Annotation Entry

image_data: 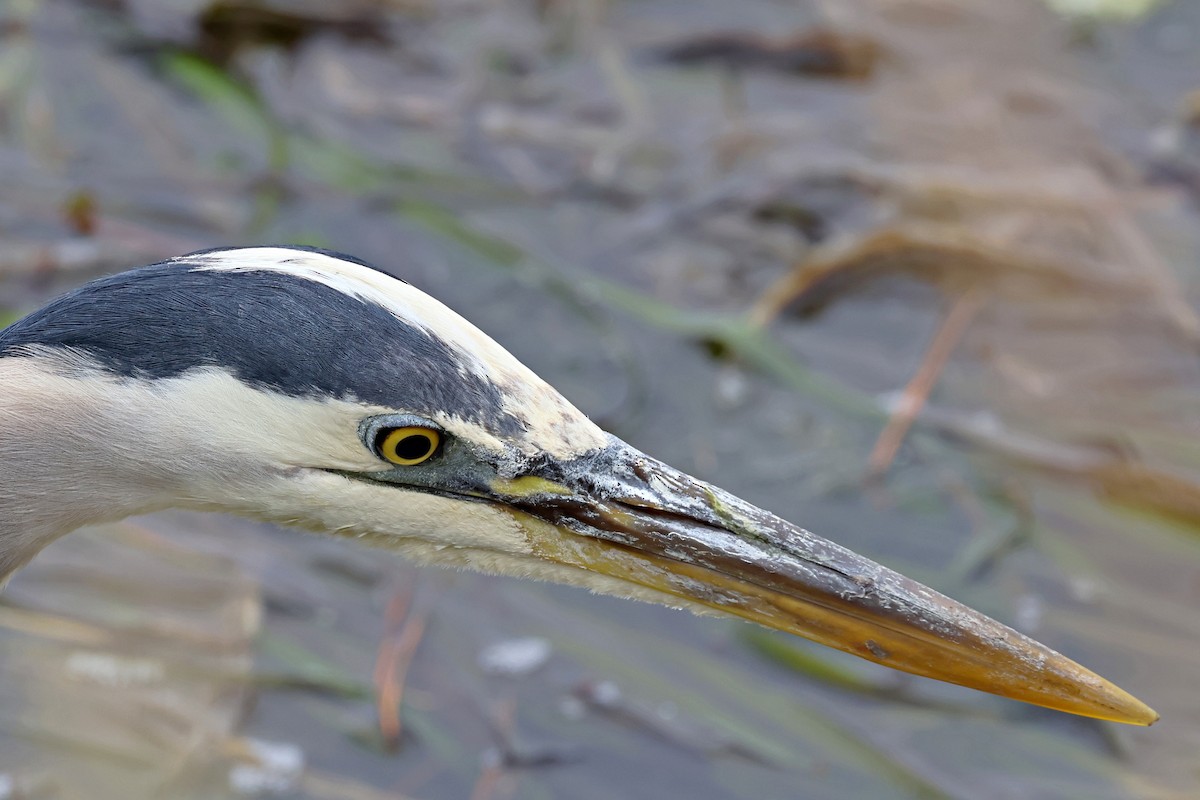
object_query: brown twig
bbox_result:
[867,286,986,476]
[372,583,428,750]
[468,760,505,800]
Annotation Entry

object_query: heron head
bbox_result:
[0,246,1156,725]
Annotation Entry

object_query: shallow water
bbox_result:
[1,0,1198,797]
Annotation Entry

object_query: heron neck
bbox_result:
[0,356,174,579]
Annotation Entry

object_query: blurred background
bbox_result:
[1,0,1198,797]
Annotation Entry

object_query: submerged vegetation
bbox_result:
[0,0,1197,797]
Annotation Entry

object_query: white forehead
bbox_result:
[180,247,609,457]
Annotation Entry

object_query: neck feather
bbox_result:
[0,356,183,577]
[0,352,392,579]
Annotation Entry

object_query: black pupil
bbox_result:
[395,433,433,461]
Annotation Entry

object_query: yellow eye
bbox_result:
[377,426,441,466]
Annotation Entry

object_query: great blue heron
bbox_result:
[0,246,1155,726]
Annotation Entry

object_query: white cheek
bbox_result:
[241,471,535,558]
[233,471,717,616]
[142,369,386,472]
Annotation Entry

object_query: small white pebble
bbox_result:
[590,680,622,706]
[64,651,165,688]
[1070,576,1100,603]
[1148,125,1180,157]
[1014,595,1043,632]
[714,366,750,409]
[477,637,552,677]
[558,695,586,720]
[229,739,305,796]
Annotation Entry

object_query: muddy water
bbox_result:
[1,0,1198,797]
